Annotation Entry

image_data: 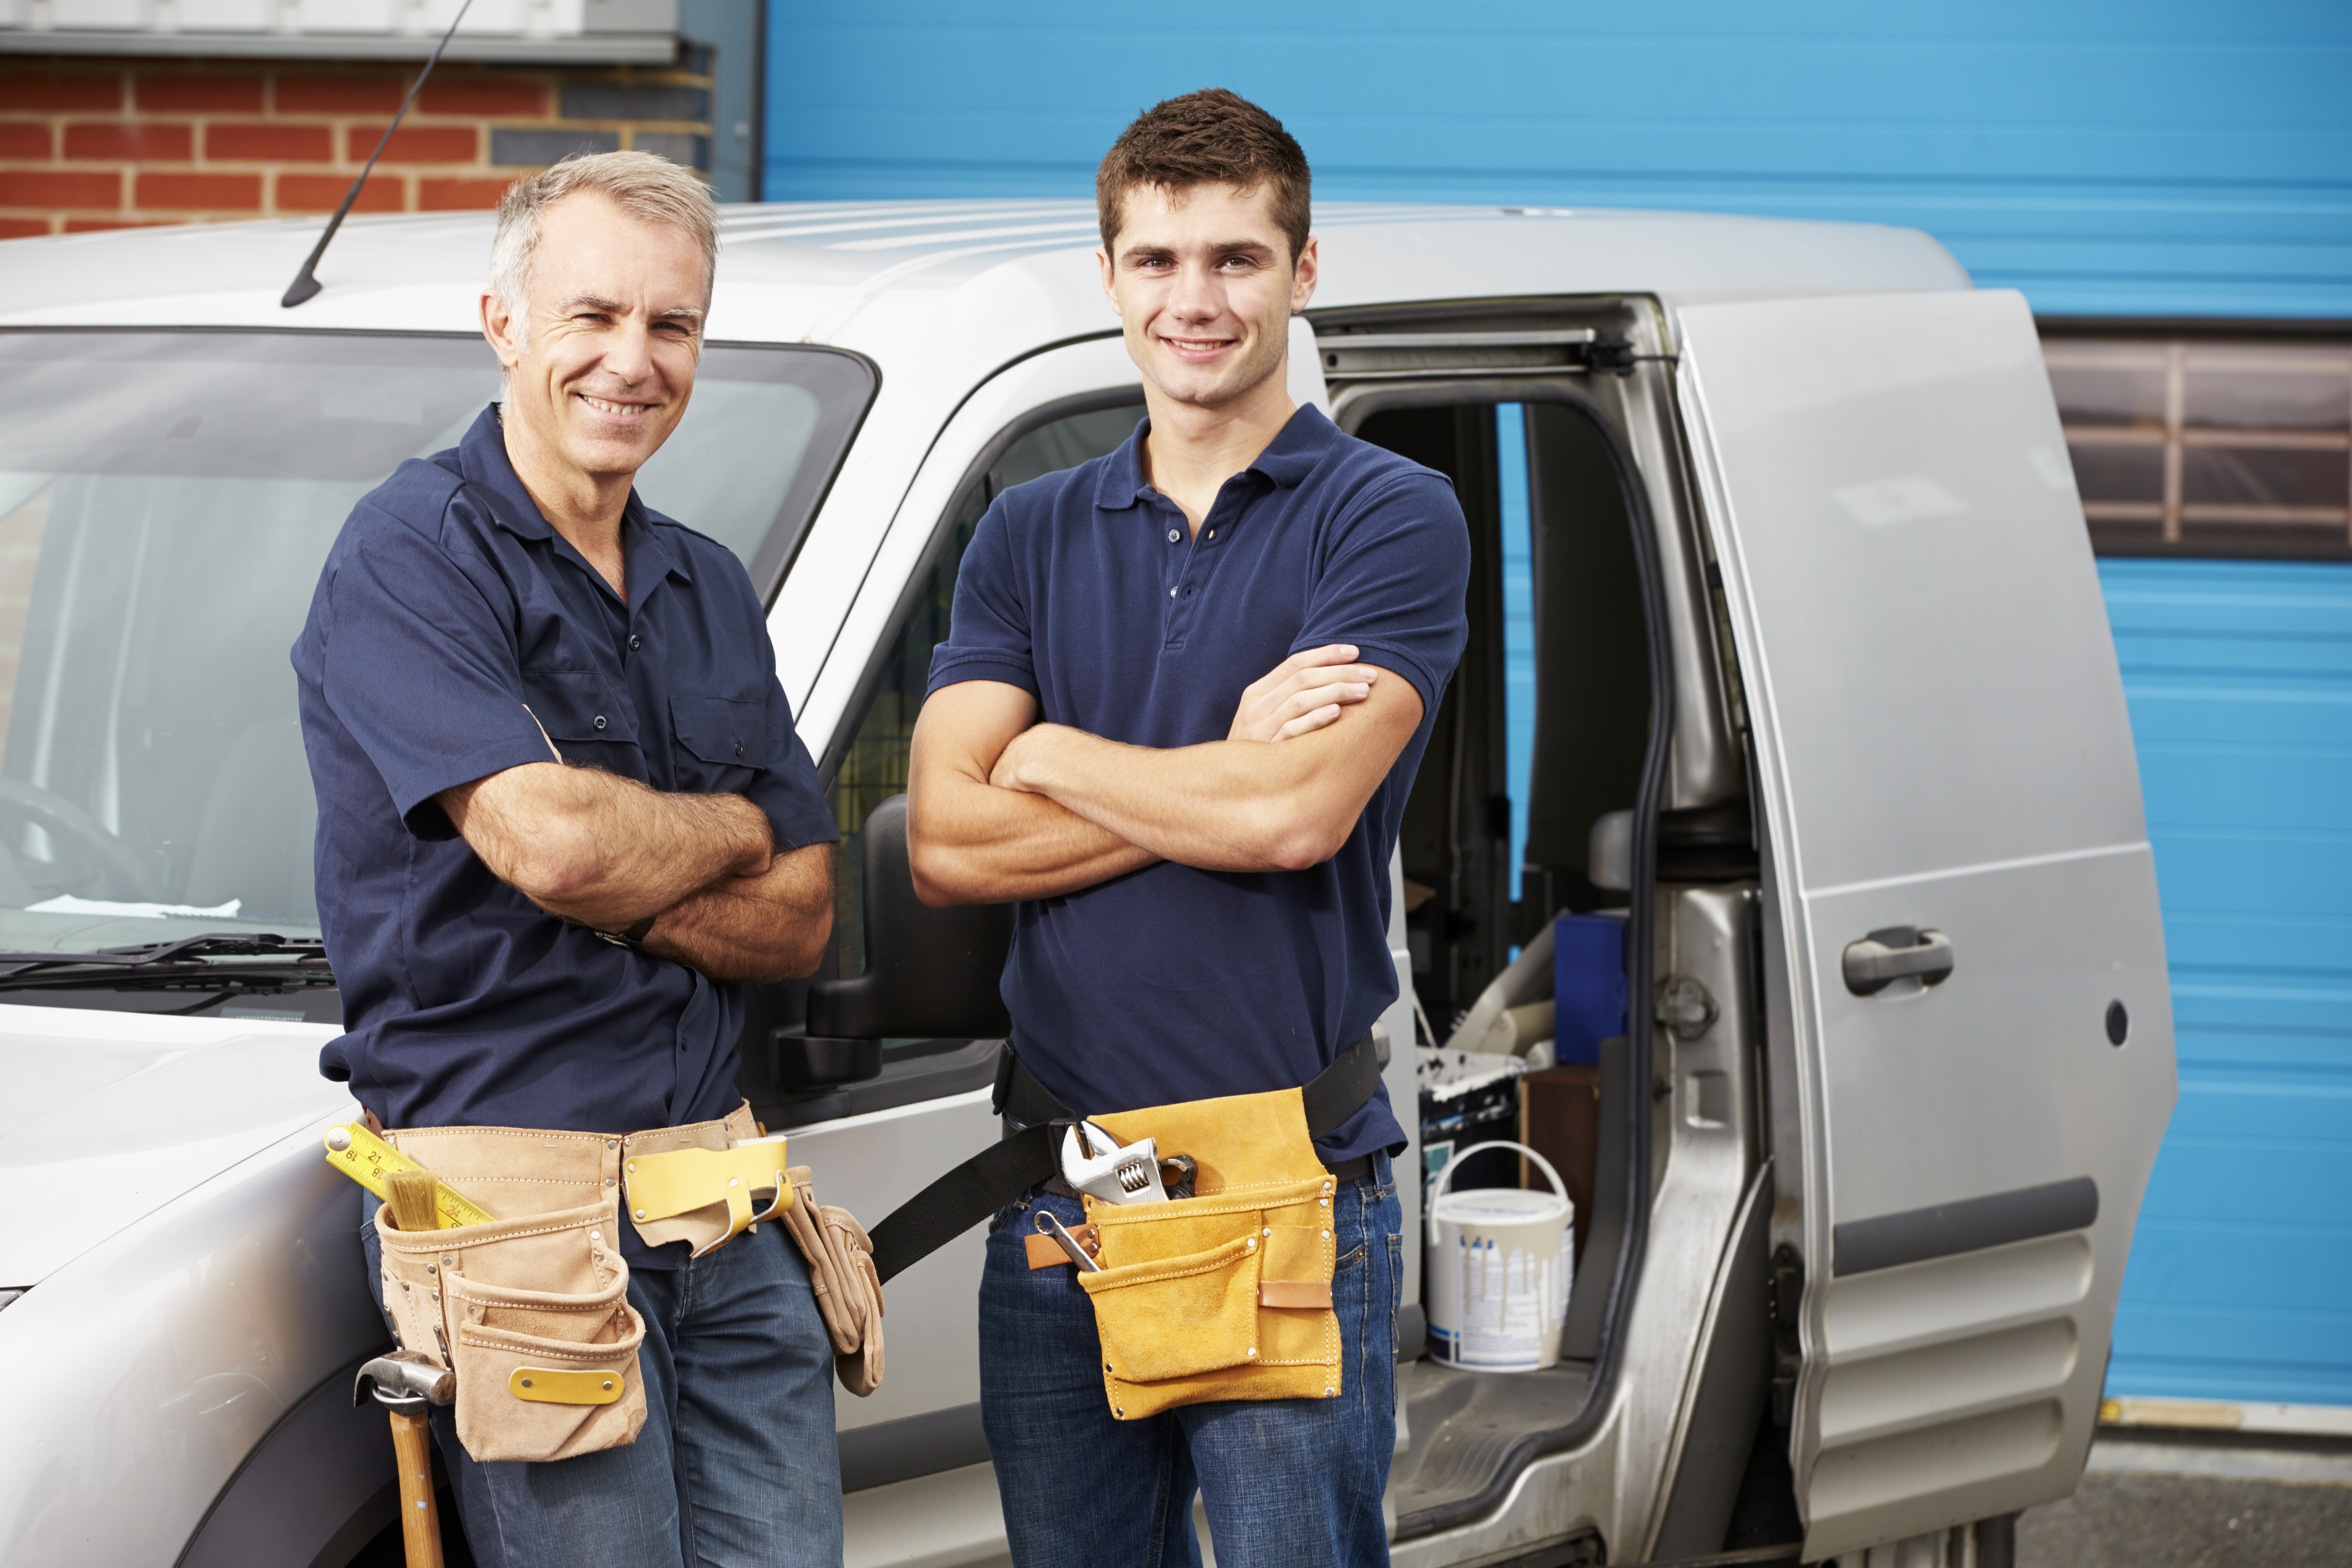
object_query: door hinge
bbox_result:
[1768,1243,1804,1426]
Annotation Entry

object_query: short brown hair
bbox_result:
[1096,88,1311,264]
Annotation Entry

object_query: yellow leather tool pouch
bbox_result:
[623,1127,792,1259]
[1071,1085,1343,1421]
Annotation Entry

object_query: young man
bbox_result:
[907,90,1471,1567]
[292,153,844,1565]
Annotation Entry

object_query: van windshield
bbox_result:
[0,330,870,958]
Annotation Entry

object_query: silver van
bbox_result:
[0,200,2175,1567]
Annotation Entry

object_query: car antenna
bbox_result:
[280,0,475,309]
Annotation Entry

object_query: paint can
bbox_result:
[1424,1140,1574,1372]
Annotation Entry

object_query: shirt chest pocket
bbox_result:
[669,695,773,787]
[519,669,639,752]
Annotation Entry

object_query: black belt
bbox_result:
[866,1033,1384,1284]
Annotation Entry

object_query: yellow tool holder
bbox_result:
[323,1120,496,1229]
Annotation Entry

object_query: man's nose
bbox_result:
[603,318,656,382]
[1166,260,1223,321]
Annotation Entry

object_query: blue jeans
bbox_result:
[362,1199,843,1568]
[979,1154,1402,1568]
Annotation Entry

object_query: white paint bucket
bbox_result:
[1424,1140,1574,1372]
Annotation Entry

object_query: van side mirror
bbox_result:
[803,793,1014,1047]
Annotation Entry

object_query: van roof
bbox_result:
[0,199,1971,365]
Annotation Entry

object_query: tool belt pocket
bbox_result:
[374,1200,648,1463]
[1079,1174,1340,1419]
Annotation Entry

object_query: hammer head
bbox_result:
[353,1349,455,1412]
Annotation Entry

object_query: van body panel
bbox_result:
[0,206,2183,1564]
[0,1113,381,1566]
[0,1006,346,1283]
[786,1088,1000,1438]
[1672,288,2178,1558]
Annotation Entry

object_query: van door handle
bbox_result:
[1842,927,1954,996]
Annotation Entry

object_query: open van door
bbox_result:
[1673,289,2177,1559]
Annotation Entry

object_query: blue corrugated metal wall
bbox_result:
[2101,560,2352,1404]
[763,2,2352,317]
[764,3,2352,1407]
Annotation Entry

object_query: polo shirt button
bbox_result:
[594,715,607,730]
[1169,586,1177,598]
[1167,529,1180,543]
[734,744,744,758]
[629,635,641,651]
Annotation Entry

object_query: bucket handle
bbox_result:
[1427,1139,1569,1216]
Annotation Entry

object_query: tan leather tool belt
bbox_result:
[1028,1085,1346,1421]
[374,1102,883,1464]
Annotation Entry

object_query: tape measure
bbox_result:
[323,1121,496,1229]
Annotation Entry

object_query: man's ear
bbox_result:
[480,290,524,371]
[1095,246,1118,314]
[1289,235,1319,314]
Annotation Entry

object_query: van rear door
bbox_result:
[1672,289,2177,1559]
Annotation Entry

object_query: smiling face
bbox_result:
[482,190,708,486]
[1098,181,1317,414]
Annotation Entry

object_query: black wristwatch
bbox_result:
[595,914,657,949]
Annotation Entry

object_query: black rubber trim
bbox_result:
[1332,376,1673,1544]
[1833,1177,2099,1278]
[838,1401,991,1492]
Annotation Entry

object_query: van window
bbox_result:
[0,330,871,964]
[827,395,1143,982]
[2044,333,2352,560]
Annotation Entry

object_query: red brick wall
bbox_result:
[0,55,716,238]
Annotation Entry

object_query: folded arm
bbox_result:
[639,842,833,983]
[993,669,1423,874]
[907,647,1419,904]
[438,760,771,932]
[907,680,1157,907]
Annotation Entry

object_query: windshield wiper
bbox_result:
[0,932,327,972]
[0,937,333,1012]
[0,933,333,1004]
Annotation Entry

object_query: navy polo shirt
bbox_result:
[926,404,1470,1163]
[292,406,836,1254]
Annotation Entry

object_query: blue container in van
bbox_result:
[1552,913,1628,1066]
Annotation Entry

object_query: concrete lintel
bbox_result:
[0,29,679,65]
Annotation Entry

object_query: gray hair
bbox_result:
[488,151,720,347]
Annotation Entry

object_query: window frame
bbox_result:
[0,326,879,602]
[2038,318,2352,561]
[815,384,1147,788]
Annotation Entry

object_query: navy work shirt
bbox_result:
[293,406,836,1243]
[926,405,1470,1162]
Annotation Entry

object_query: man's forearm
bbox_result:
[994,680,1419,875]
[908,766,1157,906]
[441,761,771,930]
[998,728,1335,872]
[641,842,833,983]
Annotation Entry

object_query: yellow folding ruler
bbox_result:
[323,1121,495,1229]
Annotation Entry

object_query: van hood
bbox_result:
[0,1004,352,1284]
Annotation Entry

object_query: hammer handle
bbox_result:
[388,1408,446,1568]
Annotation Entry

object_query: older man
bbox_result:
[292,152,843,1565]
